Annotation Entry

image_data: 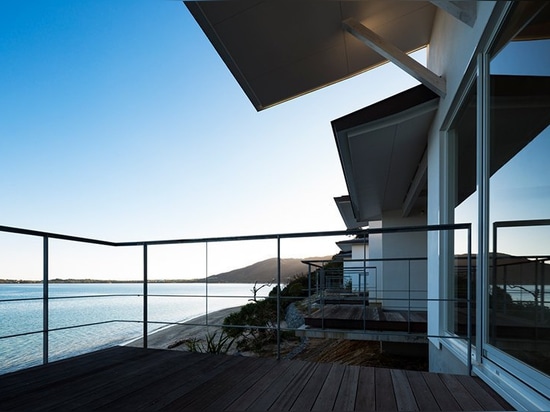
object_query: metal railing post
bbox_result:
[276,236,281,360]
[307,263,312,316]
[408,259,411,334]
[205,242,209,327]
[43,236,49,365]
[467,226,473,375]
[143,244,148,349]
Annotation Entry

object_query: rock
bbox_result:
[285,302,305,329]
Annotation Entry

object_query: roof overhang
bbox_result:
[333,84,439,222]
[334,195,369,230]
[185,1,436,111]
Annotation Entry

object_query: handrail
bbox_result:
[0,223,472,247]
[0,222,474,374]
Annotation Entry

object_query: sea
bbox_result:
[0,283,269,375]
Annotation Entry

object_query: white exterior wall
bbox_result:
[346,243,369,293]
[367,220,383,305]
[367,212,427,310]
[426,2,497,373]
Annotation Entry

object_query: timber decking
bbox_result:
[304,304,428,333]
[0,346,513,411]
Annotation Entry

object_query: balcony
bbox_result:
[0,223,513,410]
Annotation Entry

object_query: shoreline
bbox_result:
[124,306,242,351]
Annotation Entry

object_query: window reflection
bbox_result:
[489,6,550,376]
[450,84,477,338]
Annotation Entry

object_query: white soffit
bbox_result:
[333,84,439,222]
[334,195,369,230]
[185,0,436,111]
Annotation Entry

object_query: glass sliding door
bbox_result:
[449,84,478,340]
[487,3,550,387]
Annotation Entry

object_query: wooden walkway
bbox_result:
[0,346,513,411]
[305,305,428,333]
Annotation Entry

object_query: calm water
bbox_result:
[0,283,268,374]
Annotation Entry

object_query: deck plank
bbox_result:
[205,357,278,411]
[333,364,360,411]
[391,369,418,411]
[405,370,440,411]
[247,360,313,411]
[439,373,482,411]
[267,361,319,411]
[421,372,461,411]
[290,362,333,411]
[467,375,516,411]
[176,356,270,410]
[66,350,205,410]
[106,353,243,411]
[136,354,245,411]
[0,346,147,398]
[0,348,177,410]
[355,367,376,411]
[224,359,298,411]
[0,347,513,411]
[310,363,346,411]
[376,368,398,411]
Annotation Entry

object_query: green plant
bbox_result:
[183,330,235,354]
[222,274,313,352]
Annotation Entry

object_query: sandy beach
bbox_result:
[124,306,242,351]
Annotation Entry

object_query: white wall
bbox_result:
[426,2,498,372]
[366,212,428,310]
[346,243,369,293]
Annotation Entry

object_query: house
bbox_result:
[185,1,550,409]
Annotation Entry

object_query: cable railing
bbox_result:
[0,223,473,374]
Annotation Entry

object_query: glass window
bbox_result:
[488,6,550,377]
[448,83,477,339]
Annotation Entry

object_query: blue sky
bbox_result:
[0,1,422,279]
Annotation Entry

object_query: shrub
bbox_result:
[183,330,235,354]
[223,274,310,352]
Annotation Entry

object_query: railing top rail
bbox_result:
[0,223,472,248]
[493,219,550,229]
[0,225,117,246]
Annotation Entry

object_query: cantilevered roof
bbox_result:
[333,84,439,222]
[185,1,436,111]
[334,195,369,230]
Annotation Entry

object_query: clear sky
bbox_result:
[0,0,422,280]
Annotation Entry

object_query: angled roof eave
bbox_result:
[185,1,437,111]
[333,84,439,223]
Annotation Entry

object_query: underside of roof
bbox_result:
[185,0,436,111]
[333,84,439,223]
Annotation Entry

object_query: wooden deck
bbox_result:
[305,305,428,333]
[0,346,513,411]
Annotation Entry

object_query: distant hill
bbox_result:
[206,256,332,284]
[0,256,334,284]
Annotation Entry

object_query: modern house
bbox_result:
[186,1,550,410]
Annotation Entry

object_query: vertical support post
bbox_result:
[363,235,367,331]
[467,225,473,375]
[43,236,49,365]
[276,236,281,361]
[307,263,312,316]
[320,267,325,329]
[476,52,490,363]
[205,242,209,327]
[541,258,546,323]
[408,259,411,334]
[143,244,148,349]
